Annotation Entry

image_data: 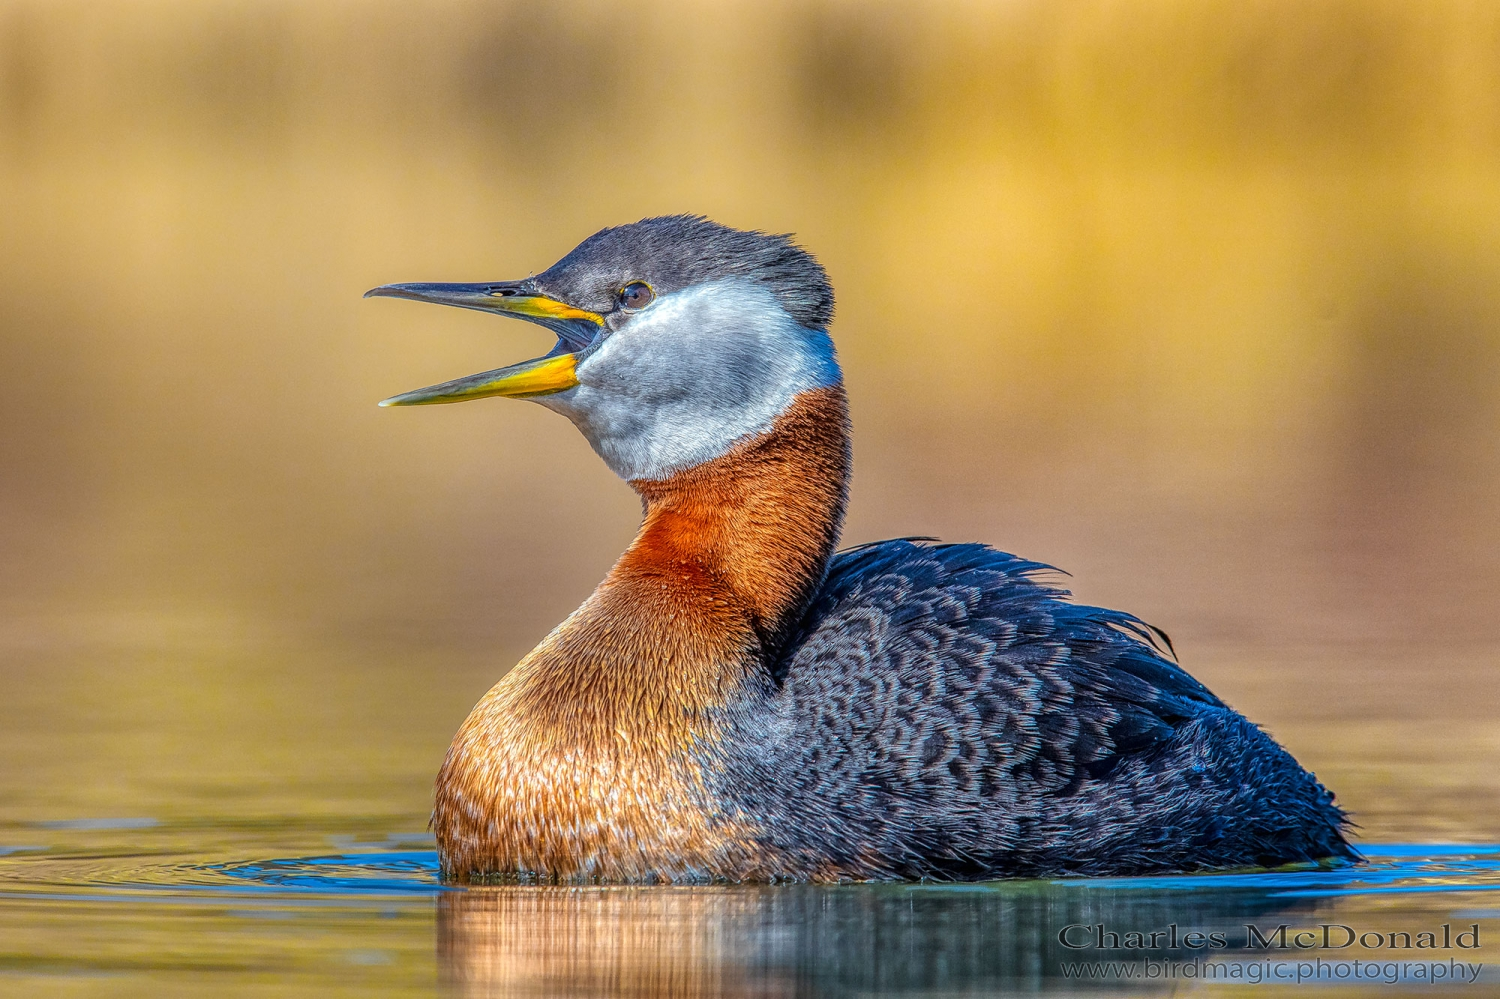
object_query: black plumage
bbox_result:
[711,540,1357,880]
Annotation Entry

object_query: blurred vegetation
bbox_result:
[0,0,1498,840]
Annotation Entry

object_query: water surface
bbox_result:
[3,1,1500,995]
[3,831,1499,997]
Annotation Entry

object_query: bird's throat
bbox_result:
[627,382,851,657]
[434,384,850,881]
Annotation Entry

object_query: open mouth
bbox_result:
[364,281,604,406]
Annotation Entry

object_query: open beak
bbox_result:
[364,280,604,406]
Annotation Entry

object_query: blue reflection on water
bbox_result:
[34,817,160,831]
[207,850,446,895]
[197,845,1500,900]
[1068,844,1500,898]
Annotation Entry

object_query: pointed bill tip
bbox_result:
[364,283,447,302]
[361,282,605,328]
[376,353,579,408]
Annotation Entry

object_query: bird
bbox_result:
[366,214,1357,884]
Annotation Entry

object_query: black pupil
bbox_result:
[622,282,652,308]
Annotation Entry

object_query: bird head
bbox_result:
[367,215,841,482]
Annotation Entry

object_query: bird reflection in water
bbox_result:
[437,880,1318,997]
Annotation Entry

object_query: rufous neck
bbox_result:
[621,384,850,659]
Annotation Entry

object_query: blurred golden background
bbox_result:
[1,0,1498,843]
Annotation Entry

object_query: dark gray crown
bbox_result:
[534,215,834,330]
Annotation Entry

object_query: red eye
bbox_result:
[619,282,654,310]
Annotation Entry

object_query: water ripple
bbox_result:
[0,844,1497,902]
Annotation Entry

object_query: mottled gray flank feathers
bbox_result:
[535,215,835,330]
[712,540,1356,880]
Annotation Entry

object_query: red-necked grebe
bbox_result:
[367,215,1356,883]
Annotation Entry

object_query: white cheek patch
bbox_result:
[538,278,840,481]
